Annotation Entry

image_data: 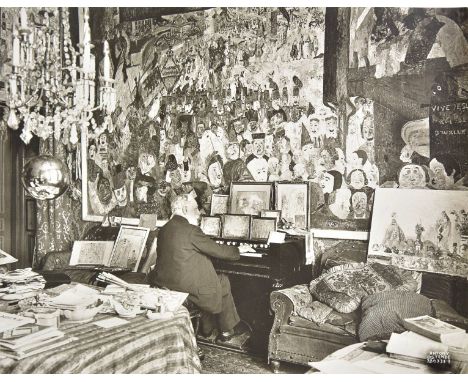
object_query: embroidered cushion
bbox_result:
[309,263,419,313]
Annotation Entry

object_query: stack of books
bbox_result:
[387,315,468,364]
[0,326,74,360]
[0,268,46,302]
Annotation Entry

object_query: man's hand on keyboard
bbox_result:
[238,244,256,254]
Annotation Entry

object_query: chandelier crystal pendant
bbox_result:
[7,7,116,145]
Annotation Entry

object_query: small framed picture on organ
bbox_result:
[250,217,277,241]
[221,214,251,240]
[210,194,229,215]
[200,216,222,237]
[260,210,281,228]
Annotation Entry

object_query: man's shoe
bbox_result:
[217,321,251,342]
[217,329,235,342]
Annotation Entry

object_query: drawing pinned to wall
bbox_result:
[368,188,468,277]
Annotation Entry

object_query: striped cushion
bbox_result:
[358,290,432,341]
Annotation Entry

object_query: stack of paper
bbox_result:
[0,268,46,301]
[0,326,74,360]
[42,284,99,310]
[0,312,35,333]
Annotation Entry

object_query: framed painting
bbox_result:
[109,225,150,272]
[200,216,222,237]
[221,214,251,240]
[275,182,309,230]
[210,194,229,216]
[229,182,272,216]
[368,188,468,277]
[250,217,277,241]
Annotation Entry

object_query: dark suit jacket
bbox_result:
[151,215,240,314]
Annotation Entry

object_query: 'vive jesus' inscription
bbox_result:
[430,100,468,168]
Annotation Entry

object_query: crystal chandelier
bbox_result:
[6,7,116,146]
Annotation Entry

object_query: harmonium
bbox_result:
[200,208,312,354]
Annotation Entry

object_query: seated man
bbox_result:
[149,194,253,341]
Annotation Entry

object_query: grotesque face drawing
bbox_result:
[429,158,452,190]
[247,157,268,182]
[243,142,253,156]
[138,153,156,175]
[227,143,240,160]
[325,117,338,139]
[308,117,321,136]
[293,163,307,179]
[135,185,148,203]
[97,176,112,205]
[398,164,427,189]
[268,157,279,175]
[349,169,366,190]
[319,148,334,170]
[208,161,223,188]
[88,144,97,160]
[253,138,265,157]
[361,116,374,141]
[114,185,128,206]
[98,133,108,148]
[319,172,335,194]
[352,192,368,217]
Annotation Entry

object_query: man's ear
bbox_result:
[182,205,188,215]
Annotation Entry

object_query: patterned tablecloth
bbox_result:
[0,306,201,374]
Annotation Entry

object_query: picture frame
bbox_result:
[200,216,222,237]
[250,217,277,241]
[221,214,251,240]
[229,182,272,216]
[260,210,281,229]
[109,225,150,272]
[275,182,309,230]
[69,241,115,267]
[210,194,229,216]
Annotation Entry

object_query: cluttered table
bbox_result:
[0,269,201,374]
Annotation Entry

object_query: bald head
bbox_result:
[171,194,201,225]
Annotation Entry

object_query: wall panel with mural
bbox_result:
[81,7,468,247]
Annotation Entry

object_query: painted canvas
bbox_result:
[368,188,468,277]
[275,182,309,230]
[82,7,329,226]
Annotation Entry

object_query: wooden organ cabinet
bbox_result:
[209,235,312,354]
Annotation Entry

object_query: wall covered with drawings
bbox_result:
[78,7,468,252]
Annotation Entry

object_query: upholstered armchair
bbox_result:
[267,241,468,372]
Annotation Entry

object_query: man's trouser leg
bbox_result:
[216,273,240,332]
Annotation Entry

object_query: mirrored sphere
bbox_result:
[21,155,70,200]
